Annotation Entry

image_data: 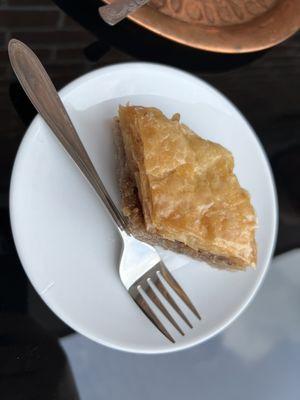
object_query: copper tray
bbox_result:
[105,0,300,53]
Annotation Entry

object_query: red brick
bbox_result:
[0,135,22,170]
[0,49,8,64]
[0,10,60,28]
[0,32,5,47]
[0,96,12,112]
[0,79,8,92]
[31,47,53,62]
[52,76,72,89]
[101,49,134,65]
[0,95,25,133]
[0,65,7,76]
[56,47,86,62]
[53,73,90,90]
[44,62,87,78]
[8,0,55,5]
[61,14,80,29]
[0,92,13,106]
[0,116,24,133]
[11,30,94,47]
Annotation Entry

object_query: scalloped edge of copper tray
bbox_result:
[103,0,300,53]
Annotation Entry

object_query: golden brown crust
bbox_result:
[114,117,251,271]
[118,106,257,267]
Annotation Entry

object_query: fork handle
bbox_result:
[8,39,127,232]
[99,0,149,26]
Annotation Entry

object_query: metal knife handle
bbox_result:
[99,0,149,26]
[8,39,127,232]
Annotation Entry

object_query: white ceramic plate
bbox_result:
[10,63,277,354]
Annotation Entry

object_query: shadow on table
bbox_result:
[61,250,300,400]
[52,0,264,73]
[0,314,79,400]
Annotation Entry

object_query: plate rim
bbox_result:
[104,0,300,54]
[9,62,278,354]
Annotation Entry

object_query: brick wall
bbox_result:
[0,0,96,84]
[0,0,99,200]
[0,0,133,200]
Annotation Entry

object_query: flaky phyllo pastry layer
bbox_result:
[117,105,257,268]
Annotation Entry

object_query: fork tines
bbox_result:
[129,262,201,343]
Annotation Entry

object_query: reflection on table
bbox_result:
[61,250,300,400]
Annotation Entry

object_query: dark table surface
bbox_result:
[0,1,299,398]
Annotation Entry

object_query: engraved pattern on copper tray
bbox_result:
[150,0,277,26]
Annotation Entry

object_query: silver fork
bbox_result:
[8,39,201,343]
